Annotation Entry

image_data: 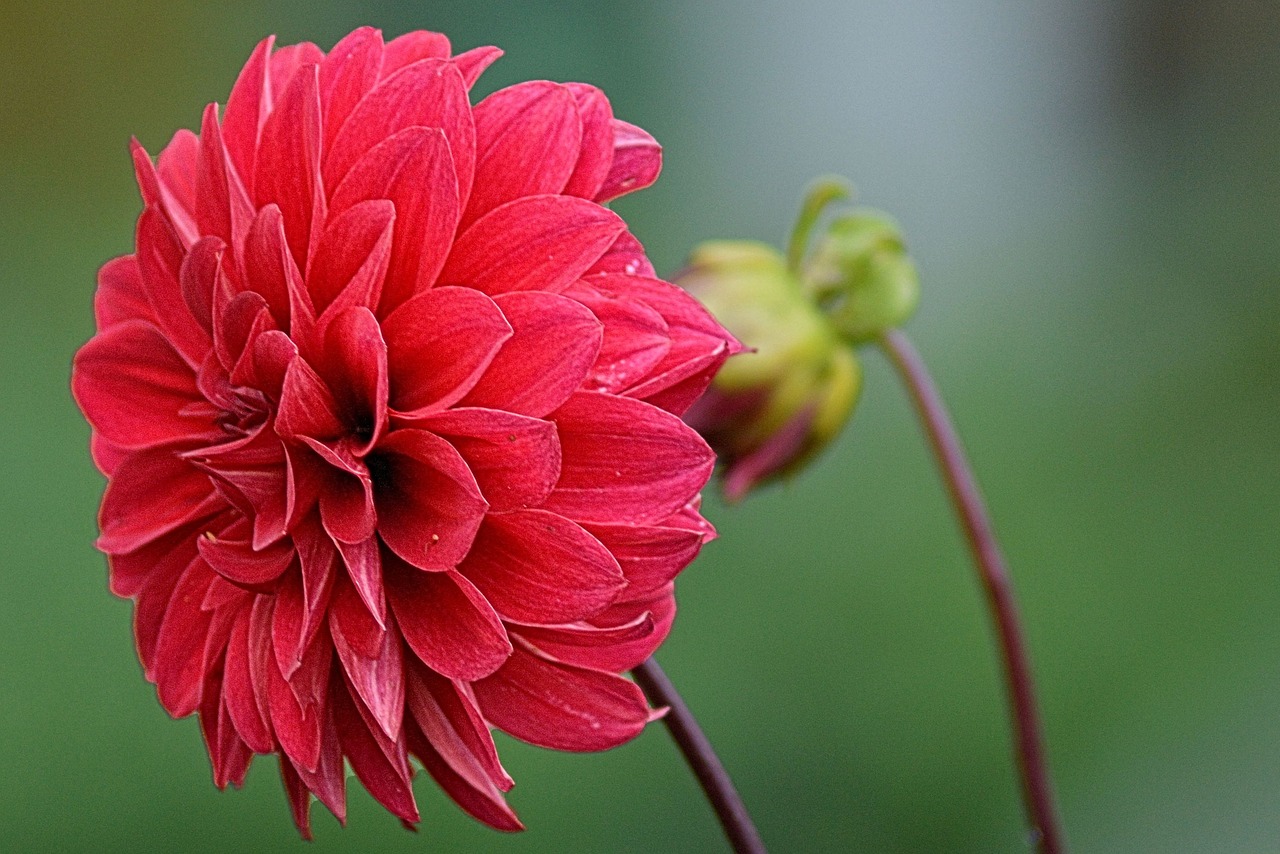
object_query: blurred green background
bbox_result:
[3,1,1279,851]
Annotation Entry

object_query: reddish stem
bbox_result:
[632,657,767,853]
[879,328,1065,854]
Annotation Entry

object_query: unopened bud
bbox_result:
[678,241,861,502]
[803,211,919,345]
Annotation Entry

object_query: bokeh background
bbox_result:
[3,1,1278,851]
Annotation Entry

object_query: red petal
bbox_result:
[381,31,451,77]
[179,236,226,335]
[271,572,308,678]
[329,127,460,314]
[581,517,706,598]
[332,612,404,743]
[334,535,385,630]
[405,719,523,831]
[462,81,582,230]
[459,509,624,624]
[223,607,274,753]
[472,642,651,752]
[155,130,201,247]
[332,677,419,823]
[387,562,511,681]
[268,632,323,772]
[98,450,218,554]
[255,64,325,269]
[406,663,512,792]
[372,430,487,570]
[305,199,394,321]
[317,306,388,453]
[595,119,661,203]
[152,557,217,717]
[243,205,303,331]
[276,354,344,443]
[136,206,209,367]
[382,286,510,415]
[279,758,315,841]
[586,230,656,278]
[73,320,206,450]
[222,36,275,192]
[290,699,348,827]
[318,27,385,154]
[269,42,324,97]
[199,668,253,790]
[562,83,615,200]
[452,46,503,89]
[198,524,294,589]
[406,407,560,512]
[440,195,624,295]
[94,255,152,329]
[565,282,670,393]
[195,104,255,259]
[324,58,474,211]
[108,518,202,598]
[459,291,602,417]
[543,392,715,525]
[512,610,658,672]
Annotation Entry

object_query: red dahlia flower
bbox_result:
[71,27,739,837]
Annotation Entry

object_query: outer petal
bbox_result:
[406,720,522,832]
[324,58,475,210]
[93,255,152,330]
[331,590,405,742]
[382,287,510,415]
[459,291,602,418]
[98,449,219,554]
[581,516,706,598]
[222,36,275,192]
[152,557,217,717]
[255,63,325,268]
[332,676,419,824]
[462,81,582,230]
[459,509,625,625]
[439,195,624,296]
[328,127,460,314]
[405,663,513,792]
[72,320,208,450]
[542,392,715,525]
[387,561,512,681]
[318,26,385,153]
[595,119,662,203]
[562,83,615,200]
[472,642,651,752]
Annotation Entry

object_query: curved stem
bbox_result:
[878,328,1065,854]
[632,657,767,854]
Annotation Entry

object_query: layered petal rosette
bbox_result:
[72,28,739,836]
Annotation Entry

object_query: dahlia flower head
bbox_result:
[71,27,739,836]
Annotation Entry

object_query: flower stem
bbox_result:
[632,657,767,853]
[877,328,1065,854]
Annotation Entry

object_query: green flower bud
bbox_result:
[678,240,862,502]
[802,210,920,345]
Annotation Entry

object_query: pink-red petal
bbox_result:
[472,642,651,752]
[459,509,625,625]
[387,561,511,681]
[543,392,715,525]
[440,195,624,296]
[459,290,602,418]
[382,286,510,415]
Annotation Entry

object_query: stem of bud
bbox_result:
[878,328,1066,854]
